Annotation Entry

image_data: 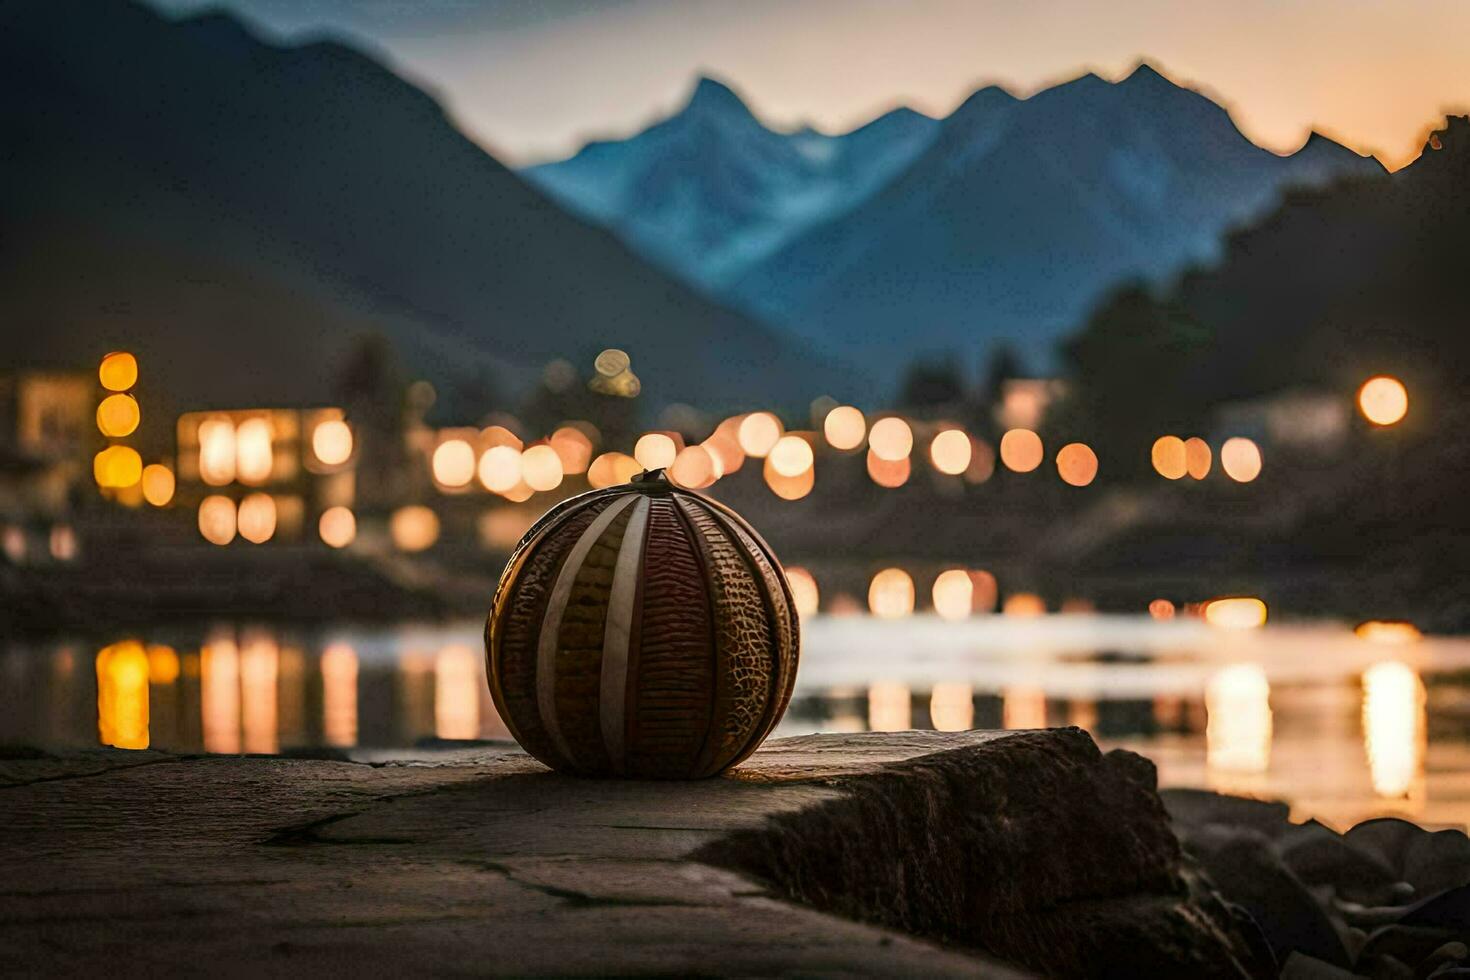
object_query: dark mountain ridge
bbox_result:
[0,0,856,415]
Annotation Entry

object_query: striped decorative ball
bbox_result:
[485,469,800,778]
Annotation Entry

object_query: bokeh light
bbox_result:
[703,419,745,475]
[866,449,910,488]
[670,445,716,489]
[930,682,974,732]
[1220,437,1263,482]
[1355,620,1422,644]
[1055,442,1098,487]
[520,445,564,492]
[390,506,439,552]
[549,426,593,474]
[311,419,353,466]
[1003,593,1046,617]
[634,432,678,472]
[969,570,998,613]
[432,439,476,488]
[929,429,971,475]
[198,495,237,545]
[96,641,149,749]
[198,418,236,486]
[769,435,814,477]
[868,568,915,619]
[1151,436,1186,480]
[477,445,522,493]
[931,569,973,621]
[96,393,140,438]
[587,452,640,488]
[1204,596,1267,629]
[98,352,138,392]
[481,425,524,451]
[141,464,174,506]
[763,455,814,500]
[868,681,912,732]
[966,440,996,483]
[785,566,820,617]
[236,493,277,544]
[1149,598,1176,621]
[1362,660,1425,798]
[1358,376,1409,426]
[738,413,782,457]
[999,428,1043,473]
[1184,437,1212,479]
[1207,663,1272,777]
[93,445,143,488]
[823,406,866,451]
[868,417,913,462]
[234,418,273,485]
[318,506,356,548]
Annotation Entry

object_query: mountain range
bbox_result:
[527,66,1386,380]
[0,0,856,416]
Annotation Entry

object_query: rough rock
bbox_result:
[0,730,1266,977]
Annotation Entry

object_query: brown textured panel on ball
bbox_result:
[492,500,606,769]
[708,508,797,763]
[676,495,773,776]
[625,496,716,777]
[549,500,635,773]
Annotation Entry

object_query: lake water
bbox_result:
[6,615,1469,830]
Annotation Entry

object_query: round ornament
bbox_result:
[485,469,799,778]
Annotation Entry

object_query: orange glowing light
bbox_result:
[930,682,974,732]
[1358,376,1408,426]
[319,506,356,548]
[762,455,814,500]
[481,425,524,451]
[478,446,522,493]
[321,642,359,747]
[93,445,143,488]
[931,569,973,621]
[549,426,593,474]
[234,418,273,485]
[868,417,913,461]
[1204,597,1267,629]
[786,567,820,617]
[863,449,907,488]
[432,438,476,488]
[587,452,640,489]
[1003,686,1048,730]
[1220,438,1262,483]
[929,429,971,475]
[1003,593,1046,617]
[147,644,180,685]
[96,393,140,438]
[1148,598,1176,621]
[390,505,439,552]
[670,445,717,489]
[737,413,783,457]
[703,421,745,475]
[236,493,277,544]
[197,418,236,486]
[1362,660,1425,798]
[868,568,915,619]
[435,644,481,739]
[1151,436,1186,480]
[769,434,814,477]
[520,445,564,492]
[1206,663,1272,779]
[1055,442,1098,487]
[1355,620,1422,644]
[141,463,175,506]
[1185,438,1212,479]
[868,681,912,732]
[198,495,236,546]
[999,428,1043,473]
[969,570,998,613]
[96,641,149,749]
[823,406,866,451]
[311,419,353,466]
[634,432,678,471]
[98,352,138,392]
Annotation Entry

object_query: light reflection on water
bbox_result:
[5,615,1470,828]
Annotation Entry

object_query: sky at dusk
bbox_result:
[148,0,1470,169]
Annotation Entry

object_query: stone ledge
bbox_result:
[0,730,1264,977]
